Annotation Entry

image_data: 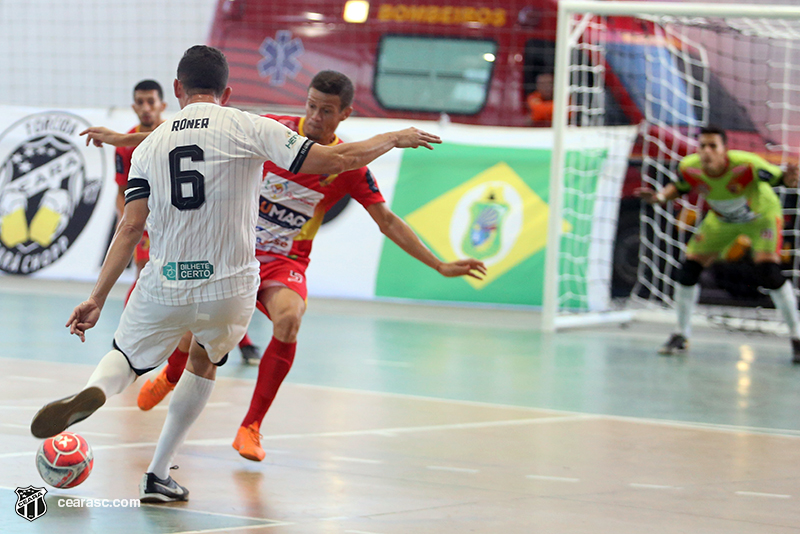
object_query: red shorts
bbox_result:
[256,257,308,317]
[134,231,150,263]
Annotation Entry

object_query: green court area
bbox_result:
[1,281,800,533]
[0,488,281,533]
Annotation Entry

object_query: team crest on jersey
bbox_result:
[265,180,288,201]
[761,228,774,240]
[727,183,743,195]
[0,112,104,274]
[262,175,323,209]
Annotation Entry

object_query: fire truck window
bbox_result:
[374,36,496,114]
[524,39,555,97]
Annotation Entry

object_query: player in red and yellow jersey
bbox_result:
[636,125,800,362]
[115,80,166,283]
[137,71,486,460]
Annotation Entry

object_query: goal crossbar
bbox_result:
[560,1,800,19]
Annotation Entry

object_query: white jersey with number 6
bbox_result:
[126,102,314,306]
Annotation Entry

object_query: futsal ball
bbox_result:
[36,432,94,489]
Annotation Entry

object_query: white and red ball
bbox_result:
[36,432,93,488]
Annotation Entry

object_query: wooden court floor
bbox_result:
[1,279,800,533]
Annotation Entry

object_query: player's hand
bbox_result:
[783,163,799,188]
[66,298,102,342]
[633,187,660,205]
[393,128,442,150]
[437,259,487,280]
[80,127,124,148]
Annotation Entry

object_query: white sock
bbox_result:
[147,371,214,480]
[769,281,800,339]
[675,283,700,339]
[85,350,136,398]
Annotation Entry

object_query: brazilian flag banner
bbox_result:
[375,126,636,308]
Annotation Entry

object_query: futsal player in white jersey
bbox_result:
[30,45,441,503]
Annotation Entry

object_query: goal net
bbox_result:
[543,1,800,332]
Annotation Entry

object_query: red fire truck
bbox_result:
[208,0,777,299]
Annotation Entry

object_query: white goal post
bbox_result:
[542,1,800,332]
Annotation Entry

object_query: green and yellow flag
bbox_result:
[404,161,569,290]
[376,143,573,305]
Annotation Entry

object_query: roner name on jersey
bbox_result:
[172,117,210,132]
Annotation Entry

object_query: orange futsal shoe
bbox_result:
[232,422,265,462]
[137,367,177,411]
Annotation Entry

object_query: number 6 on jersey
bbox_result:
[169,145,205,210]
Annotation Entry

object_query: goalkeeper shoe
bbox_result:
[658,334,688,356]
[137,367,177,411]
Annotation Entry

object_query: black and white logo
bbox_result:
[15,485,47,522]
[0,112,105,274]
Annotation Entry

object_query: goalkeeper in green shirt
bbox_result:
[636,125,800,362]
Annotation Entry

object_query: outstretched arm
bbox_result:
[66,197,149,341]
[298,128,441,176]
[634,182,681,205]
[366,202,487,280]
[80,127,150,148]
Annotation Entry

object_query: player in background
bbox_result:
[636,125,800,362]
[116,82,261,415]
[30,45,443,502]
[115,81,194,405]
[135,70,487,462]
[115,80,167,231]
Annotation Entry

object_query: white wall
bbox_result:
[0,0,218,111]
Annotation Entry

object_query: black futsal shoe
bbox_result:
[658,333,688,356]
[30,386,106,438]
[139,472,189,503]
[239,344,261,366]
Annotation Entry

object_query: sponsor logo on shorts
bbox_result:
[0,112,105,274]
[162,261,215,281]
[288,270,304,284]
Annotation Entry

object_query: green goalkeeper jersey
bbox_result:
[675,150,783,223]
